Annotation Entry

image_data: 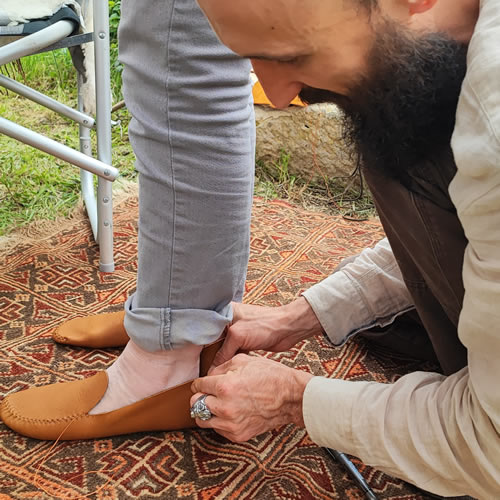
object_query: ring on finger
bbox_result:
[190,394,213,421]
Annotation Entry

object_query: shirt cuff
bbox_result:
[302,271,374,346]
[303,376,371,455]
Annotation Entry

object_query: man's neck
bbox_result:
[412,0,480,43]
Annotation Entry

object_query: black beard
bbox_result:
[299,23,468,185]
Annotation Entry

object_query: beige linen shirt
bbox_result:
[301,1,500,498]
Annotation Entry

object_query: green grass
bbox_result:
[109,0,123,102]
[0,2,127,235]
[0,50,135,236]
[3,51,74,94]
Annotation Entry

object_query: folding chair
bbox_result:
[0,0,119,272]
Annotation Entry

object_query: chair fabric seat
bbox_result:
[0,0,80,25]
[0,7,81,36]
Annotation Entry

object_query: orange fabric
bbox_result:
[252,80,306,107]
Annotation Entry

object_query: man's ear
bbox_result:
[407,0,438,15]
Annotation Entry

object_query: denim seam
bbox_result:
[160,307,173,350]
[160,307,164,350]
[164,0,176,309]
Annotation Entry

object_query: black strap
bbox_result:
[22,6,81,37]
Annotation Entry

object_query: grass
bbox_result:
[0,50,135,235]
[109,0,123,102]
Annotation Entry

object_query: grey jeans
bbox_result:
[118,0,255,351]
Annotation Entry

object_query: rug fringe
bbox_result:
[0,180,139,258]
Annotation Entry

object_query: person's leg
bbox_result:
[88,0,255,415]
[123,0,254,349]
[358,310,439,365]
[363,146,468,375]
[333,256,439,365]
[122,0,254,350]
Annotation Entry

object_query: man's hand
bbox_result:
[212,297,323,368]
[191,354,313,442]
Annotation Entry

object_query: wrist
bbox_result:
[285,369,313,428]
[280,297,324,343]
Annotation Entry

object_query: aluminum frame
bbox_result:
[0,20,74,65]
[0,2,117,272]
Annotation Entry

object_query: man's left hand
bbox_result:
[190,354,313,442]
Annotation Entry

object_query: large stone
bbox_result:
[255,103,356,182]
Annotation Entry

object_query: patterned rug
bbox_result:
[0,193,437,499]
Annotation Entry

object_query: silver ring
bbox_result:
[190,394,213,421]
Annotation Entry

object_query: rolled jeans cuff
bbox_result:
[124,295,232,352]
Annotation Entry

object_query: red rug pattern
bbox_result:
[0,196,436,499]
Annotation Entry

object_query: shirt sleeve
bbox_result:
[303,13,500,497]
[302,237,414,346]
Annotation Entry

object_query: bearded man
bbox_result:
[186,0,499,498]
[1,1,498,498]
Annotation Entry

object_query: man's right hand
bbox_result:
[211,297,324,369]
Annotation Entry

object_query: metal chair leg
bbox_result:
[78,73,98,242]
[93,0,114,272]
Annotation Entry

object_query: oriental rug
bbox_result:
[0,194,439,499]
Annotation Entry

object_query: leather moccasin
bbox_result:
[0,338,223,440]
[52,310,129,348]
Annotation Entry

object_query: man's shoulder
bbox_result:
[452,0,500,184]
[461,0,500,141]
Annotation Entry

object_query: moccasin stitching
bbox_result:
[52,335,69,343]
[51,328,68,343]
[2,397,88,424]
